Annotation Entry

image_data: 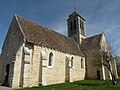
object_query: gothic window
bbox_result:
[81,21,85,35]
[82,21,84,31]
[80,19,82,30]
[74,20,77,34]
[81,58,84,69]
[74,20,76,30]
[81,21,83,30]
[80,20,85,35]
[70,57,74,68]
[48,52,53,66]
[70,22,73,31]
[81,29,84,35]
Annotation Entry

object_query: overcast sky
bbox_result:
[0,0,120,55]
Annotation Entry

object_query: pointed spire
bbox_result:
[68,11,79,18]
[67,10,85,21]
[74,0,77,11]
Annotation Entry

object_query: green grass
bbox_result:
[16,78,120,90]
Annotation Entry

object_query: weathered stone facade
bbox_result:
[0,17,24,88]
[0,13,86,88]
[0,11,118,89]
[0,41,86,88]
[20,44,85,87]
[82,46,110,80]
[81,33,118,80]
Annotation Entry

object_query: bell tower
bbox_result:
[67,11,86,44]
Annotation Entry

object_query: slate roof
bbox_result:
[81,34,102,50]
[16,15,84,56]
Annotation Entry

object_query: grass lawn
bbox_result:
[17,78,120,90]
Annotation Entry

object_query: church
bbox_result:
[0,11,118,88]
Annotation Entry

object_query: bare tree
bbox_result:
[114,56,120,67]
[94,49,117,85]
[103,52,117,85]
[114,56,120,76]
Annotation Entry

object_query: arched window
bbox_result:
[70,57,74,68]
[80,19,82,30]
[74,20,77,34]
[81,21,85,35]
[70,22,73,31]
[48,52,53,66]
[81,58,84,69]
[74,20,76,30]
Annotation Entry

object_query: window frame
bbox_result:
[48,52,54,68]
[81,58,84,69]
[69,56,74,68]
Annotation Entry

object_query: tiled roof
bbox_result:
[81,34,102,50]
[16,15,84,56]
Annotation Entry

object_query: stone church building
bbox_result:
[0,11,118,88]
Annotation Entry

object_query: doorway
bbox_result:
[2,64,10,86]
[65,57,70,82]
[97,70,101,80]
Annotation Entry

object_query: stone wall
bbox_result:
[100,33,109,52]
[21,45,86,87]
[30,46,86,86]
[69,56,85,82]
[84,48,102,79]
[83,47,110,80]
[43,49,66,85]
[29,45,42,87]
[0,16,24,88]
[0,16,86,88]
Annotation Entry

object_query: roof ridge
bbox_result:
[14,15,26,41]
[16,15,39,25]
[86,33,102,39]
[16,15,84,56]
[16,15,71,40]
[81,33,103,50]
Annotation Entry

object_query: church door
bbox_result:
[97,70,101,80]
[3,64,10,86]
[65,57,70,82]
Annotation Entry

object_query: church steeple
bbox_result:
[67,11,86,44]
